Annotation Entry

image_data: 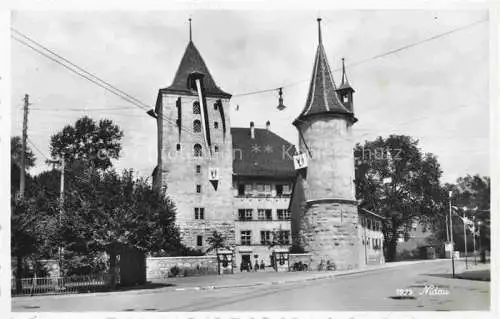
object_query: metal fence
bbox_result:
[11,274,111,297]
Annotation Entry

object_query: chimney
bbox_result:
[266,120,270,131]
[250,121,255,139]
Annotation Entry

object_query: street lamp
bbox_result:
[448,191,455,278]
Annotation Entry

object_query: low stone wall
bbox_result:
[146,256,219,280]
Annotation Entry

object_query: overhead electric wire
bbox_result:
[11,32,201,140]
[12,28,150,110]
[27,137,51,162]
[232,18,488,98]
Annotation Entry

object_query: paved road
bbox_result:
[13,260,490,311]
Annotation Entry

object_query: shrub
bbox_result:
[170,265,180,277]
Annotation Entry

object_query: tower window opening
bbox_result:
[343,95,349,103]
[195,207,205,220]
[193,120,202,133]
[194,144,203,157]
[197,235,203,246]
[196,184,201,193]
[193,101,201,114]
[214,145,219,152]
[196,165,201,173]
[176,143,181,151]
[214,121,219,129]
[214,103,218,111]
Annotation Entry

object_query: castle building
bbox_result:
[151,24,295,269]
[152,19,385,271]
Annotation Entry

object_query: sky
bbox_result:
[10,9,490,183]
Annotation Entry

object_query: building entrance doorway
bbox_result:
[240,254,252,272]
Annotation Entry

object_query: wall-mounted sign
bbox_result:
[293,152,308,170]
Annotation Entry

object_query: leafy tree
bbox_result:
[354,135,444,261]
[442,175,491,252]
[49,116,124,170]
[206,231,228,254]
[11,136,36,195]
[59,166,180,287]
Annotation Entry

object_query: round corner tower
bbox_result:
[291,18,362,270]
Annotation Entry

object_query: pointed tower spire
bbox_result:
[189,18,192,42]
[294,19,354,125]
[162,19,231,98]
[317,18,322,44]
[339,57,353,90]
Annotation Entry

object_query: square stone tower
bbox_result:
[152,31,235,251]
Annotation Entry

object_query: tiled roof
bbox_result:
[162,41,231,98]
[296,43,352,122]
[231,127,296,178]
[294,21,355,124]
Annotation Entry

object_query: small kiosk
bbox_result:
[272,248,290,272]
[216,250,234,275]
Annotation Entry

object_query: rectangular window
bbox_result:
[214,145,219,152]
[195,207,205,220]
[367,218,372,230]
[283,184,290,194]
[257,209,266,221]
[277,209,290,220]
[196,165,201,173]
[238,209,252,221]
[241,231,252,245]
[245,184,252,193]
[279,231,290,245]
[276,184,283,196]
[197,235,203,246]
[260,231,271,245]
[214,121,219,129]
[238,184,245,196]
[264,184,271,193]
[265,209,272,220]
[196,185,201,193]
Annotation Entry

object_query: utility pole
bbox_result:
[449,191,455,278]
[59,157,65,278]
[19,94,30,199]
[445,215,450,242]
[463,208,468,269]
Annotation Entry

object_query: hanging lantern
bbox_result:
[276,87,286,111]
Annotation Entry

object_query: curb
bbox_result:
[174,273,338,291]
[171,259,448,292]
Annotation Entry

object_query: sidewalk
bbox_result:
[455,262,490,281]
[13,258,446,300]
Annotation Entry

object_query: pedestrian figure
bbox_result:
[260,260,265,270]
[254,260,259,272]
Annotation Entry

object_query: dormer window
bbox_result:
[343,95,349,103]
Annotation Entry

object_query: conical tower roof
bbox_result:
[162,32,231,98]
[294,19,355,125]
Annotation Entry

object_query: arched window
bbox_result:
[193,101,201,114]
[193,120,201,133]
[214,145,219,152]
[194,144,202,157]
